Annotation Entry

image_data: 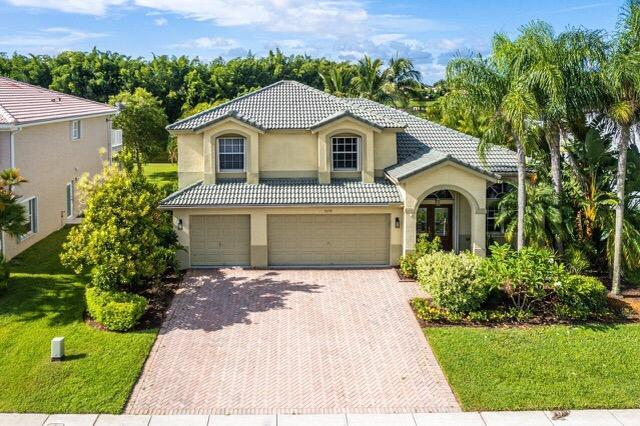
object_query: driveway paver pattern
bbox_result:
[126,268,459,415]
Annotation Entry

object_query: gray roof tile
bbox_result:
[160,179,403,207]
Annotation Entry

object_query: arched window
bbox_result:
[217,136,245,172]
[331,135,360,171]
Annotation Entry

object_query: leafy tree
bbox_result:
[320,65,353,97]
[109,88,168,168]
[603,0,640,294]
[351,56,390,102]
[60,153,179,292]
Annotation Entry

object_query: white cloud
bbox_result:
[170,36,238,50]
[370,33,406,46]
[6,0,126,15]
[154,17,168,26]
[0,27,107,50]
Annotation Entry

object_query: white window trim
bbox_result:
[66,182,74,219]
[330,135,361,172]
[216,137,246,173]
[71,120,81,141]
[20,196,38,241]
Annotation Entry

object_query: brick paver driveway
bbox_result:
[126,269,460,415]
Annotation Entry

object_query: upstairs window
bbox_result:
[71,120,81,140]
[332,136,360,171]
[217,137,245,172]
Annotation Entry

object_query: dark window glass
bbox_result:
[332,136,359,170]
[218,138,245,171]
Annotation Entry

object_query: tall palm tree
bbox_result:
[447,48,539,249]
[351,56,390,102]
[605,0,640,294]
[500,22,606,203]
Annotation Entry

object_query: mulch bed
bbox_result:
[411,296,640,328]
[394,267,415,282]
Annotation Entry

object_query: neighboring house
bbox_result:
[0,77,118,260]
[162,80,518,268]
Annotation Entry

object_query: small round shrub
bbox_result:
[85,287,148,331]
[555,275,608,320]
[398,235,441,279]
[416,251,489,313]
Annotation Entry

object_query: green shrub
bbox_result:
[555,275,608,320]
[61,152,179,292]
[481,244,566,313]
[563,245,591,274]
[411,298,530,323]
[85,287,148,331]
[0,259,9,292]
[398,235,441,278]
[416,251,488,313]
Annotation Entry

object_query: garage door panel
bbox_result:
[268,214,389,266]
[190,215,250,266]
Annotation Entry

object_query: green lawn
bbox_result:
[0,228,157,413]
[425,325,640,411]
[143,162,177,188]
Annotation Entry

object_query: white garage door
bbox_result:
[190,215,250,266]
[267,214,390,266]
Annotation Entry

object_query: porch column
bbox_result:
[250,212,268,267]
[471,208,487,257]
[403,207,417,254]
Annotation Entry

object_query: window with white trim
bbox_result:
[71,120,81,140]
[331,136,360,171]
[217,137,245,172]
[21,197,37,239]
[66,182,74,218]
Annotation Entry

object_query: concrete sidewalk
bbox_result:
[2,410,639,425]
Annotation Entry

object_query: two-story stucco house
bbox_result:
[161,80,518,268]
[0,77,118,260]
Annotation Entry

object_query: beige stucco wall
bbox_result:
[173,117,399,188]
[170,205,404,268]
[2,116,111,260]
[398,161,490,256]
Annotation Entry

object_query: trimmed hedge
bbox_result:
[0,259,8,292]
[85,287,148,331]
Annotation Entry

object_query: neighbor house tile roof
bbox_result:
[0,77,117,126]
[160,179,403,208]
[167,80,518,178]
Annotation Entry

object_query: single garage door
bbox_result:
[190,215,250,266]
[268,214,390,266]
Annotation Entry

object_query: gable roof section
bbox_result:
[167,80,405,131]
[344,98,518,177]
[0,77,117,126]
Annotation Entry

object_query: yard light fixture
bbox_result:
[395,217,401,228]
[177,219,183,230]
[51,337,64,361]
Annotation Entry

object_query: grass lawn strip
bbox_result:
[425,325,640,411]
[0,228,157,413]
[143,162,177,188]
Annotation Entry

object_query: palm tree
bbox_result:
[351,56,390,102]
[447,48,539,249]
[320,66,353,97]
[500,21,606,206]
[385,55,421,107]
[605,0,640,294]
[0,168,28,288]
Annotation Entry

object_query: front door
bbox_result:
[417,205,453,251]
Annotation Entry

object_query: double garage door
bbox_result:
[190,214,390,266]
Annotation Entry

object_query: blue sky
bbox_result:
[0,0,621,83]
